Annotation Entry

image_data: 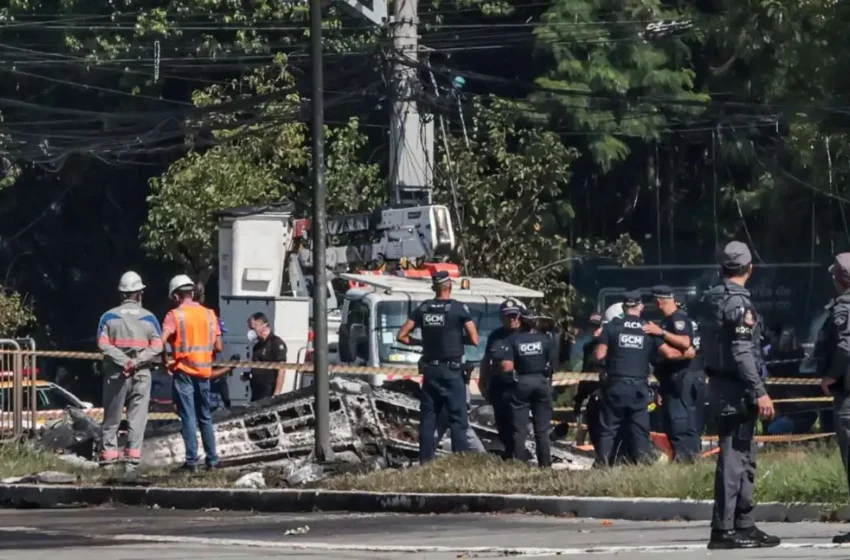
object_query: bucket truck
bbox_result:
[215,202,543,406]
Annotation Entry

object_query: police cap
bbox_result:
[650,285,675,299]
[499,299,523,316]
[621,290,642,307]
[431,270,452,286]
[521,306,538,320]
[719,241,752,268]
[829,253,850,285]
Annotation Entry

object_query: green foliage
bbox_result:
[0,288,35,337]
[434,97,642,320]
[534,0,708,170]
[0,121,20,190]
[704,0,850,250]
[143,59,383,274]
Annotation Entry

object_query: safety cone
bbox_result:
[650,432,674,461]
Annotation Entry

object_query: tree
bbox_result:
[142,59,383,278]
[700,0,850,256]
[0,288,34,337]
[533,0,708,170]
[433,97,642,320]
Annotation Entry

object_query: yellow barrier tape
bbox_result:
[19,409,180,424]
[551,421,836,444]
[553,396,835,414]
[772,396,834,404]
[699,432,835,443]
[0,349,826,387]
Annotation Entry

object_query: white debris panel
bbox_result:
[141,378,593,471]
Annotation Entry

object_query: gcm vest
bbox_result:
[513,332,549,375]
[172,304,217,378]
[421,300,464,360]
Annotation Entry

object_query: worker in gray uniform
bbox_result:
[816,252,850,545]
[697,241,778,550]
[96,271,163,470]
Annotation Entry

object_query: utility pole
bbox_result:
[328,0,431,207]
[310,0,333,462]
[389,0,433,207]
[306,0,428,461]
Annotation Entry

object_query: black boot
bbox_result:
[707,529,758,550]
[833,532,850,544]
[740,526,780,548]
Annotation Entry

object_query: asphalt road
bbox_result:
[2,507,850,559]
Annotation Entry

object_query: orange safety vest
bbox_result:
[171,304,217,378]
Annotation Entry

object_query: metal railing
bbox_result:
[0,338,37,442]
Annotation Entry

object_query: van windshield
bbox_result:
[376,300,502,365]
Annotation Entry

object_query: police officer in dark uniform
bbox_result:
[492,307,557,467]
[573,313,604,445]
[816,253,850,544]
[697,241,778,550]
[396,271,480,464]
[480,299,525,458]
[645,285,704,462]
[593,290,691,467]
[574,314,604,415]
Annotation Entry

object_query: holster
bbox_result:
[716,386,757,419]
[461,363,474,386]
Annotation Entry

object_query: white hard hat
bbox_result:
[603,302,625,322]
[118,271,145,293]
[168,274,194,295]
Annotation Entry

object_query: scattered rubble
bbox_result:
[141,377,595,475]
[37,407,101,460]
[234,472,266,489]
[56,454,99,470]
[2,471,78,485]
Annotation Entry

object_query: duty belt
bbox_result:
[423,359,463,368]
[604,375,648,382]
[705,368,738,379]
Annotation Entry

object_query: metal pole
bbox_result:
[310,0,333,462]
[25,339,36,436]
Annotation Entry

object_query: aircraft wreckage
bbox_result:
[137,378,594,471]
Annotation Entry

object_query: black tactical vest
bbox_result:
[697,282,762,375]
[511,331,550,376]
[605,317,655,379]
[420,299,465,360]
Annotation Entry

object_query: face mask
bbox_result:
[247,330,259,344]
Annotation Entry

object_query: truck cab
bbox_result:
[335,272,544,389]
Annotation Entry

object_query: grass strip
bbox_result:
[1,443,848,506]
[321,445,850,505]
[0,444,228,487]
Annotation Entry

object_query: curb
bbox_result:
[0,484,847,522]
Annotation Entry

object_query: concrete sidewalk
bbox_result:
[1,483,845,523]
